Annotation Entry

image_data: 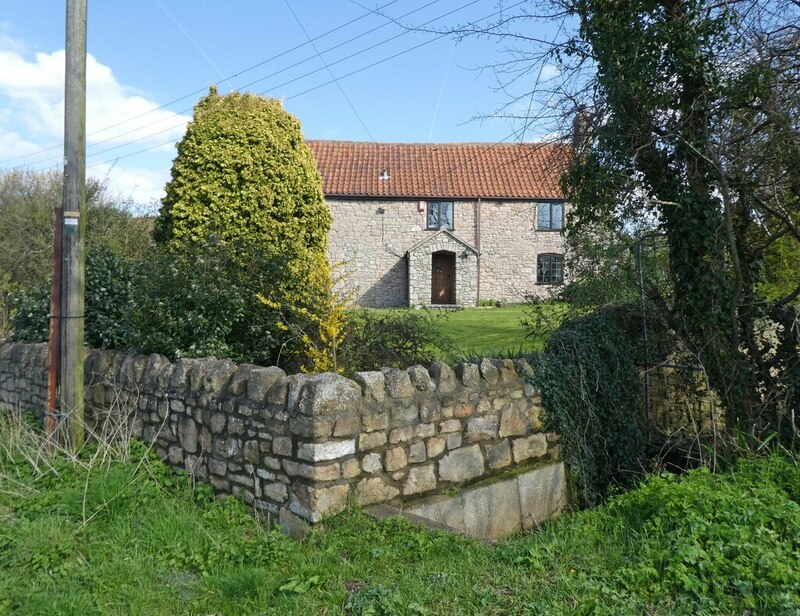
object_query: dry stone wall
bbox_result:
[0,343,559,525]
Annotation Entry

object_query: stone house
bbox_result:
[307,140,569,307]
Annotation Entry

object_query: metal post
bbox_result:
[636,240,651,424]
[61,0,87,450]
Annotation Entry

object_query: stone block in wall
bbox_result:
[426,436,446,458]
[389,404,418,428]
[296,373,361,417]
[407,365,435,392]
[227,364,257,396]
[247,366,287,403]
[214,436,240,459]
[479,358,499,385]
[404,464,436,495]
[361,409,389,432]
[514,358,534,379]
[290,415,334,439]
[454,363,480,389]
[385,446,408,472]
[296,440,356,462]
[408,441,426,464]
[283,459,340,481]
[439,419,461,434]
[389,426,413,444]
[355,477,400,506]
[272,436,293,456]
[485,439,512,470]
[289,483,350,523]
[467,415,499,442]
[419,396,441,423]
[169,358,196,392]
[264,481,288,502]
[342,458,361,479]
[362,452,383,474]
[499,407,527,437]
[428,361,457,396]
[141,353,173,392]
[512,434,548,463]
[359,431,387,451]
[454,402,475,419]
[178,417,197,453]
[266,375,290,408]
[333,414,360,437]
[495,359,518,386]
[353,371,385,403]
[438,445,485,483]
[119,354,148,390]
[382,368,414,399]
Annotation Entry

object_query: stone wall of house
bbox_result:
[407,233,478,307]
[0,343,559,526]
[327,198,567,307]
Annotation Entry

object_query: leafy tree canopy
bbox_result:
[154,86,331,254]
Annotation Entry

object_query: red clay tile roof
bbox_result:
[306,140,569,200]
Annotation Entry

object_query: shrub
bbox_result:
[530,305,654,505]
[154,86,330,256]
[129,238,285,366]
[9,247,134,349]
[339,309,452,373]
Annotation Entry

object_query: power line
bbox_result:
[0,0,403,166]
[37,0,475,171]
[283,0,376,142]
[83,0,528,172]
[12,0,453,170]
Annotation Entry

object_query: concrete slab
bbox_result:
[400,461,568,540]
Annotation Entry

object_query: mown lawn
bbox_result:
[1,415,798,615]
[367,304,566,362]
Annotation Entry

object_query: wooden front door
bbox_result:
[431,251,456,304]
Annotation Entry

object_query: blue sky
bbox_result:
[0,1,563,208]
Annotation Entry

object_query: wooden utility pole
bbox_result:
[60,0,88,449]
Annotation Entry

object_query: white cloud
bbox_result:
[90,162,171,211]
[0,34,190,207]
[0,47,191,145]
[0,40,189,170]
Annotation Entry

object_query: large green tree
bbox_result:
[148,88,338,370]
[461,0,799,443]
[154,86,331,253]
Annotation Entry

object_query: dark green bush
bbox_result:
[10,246,134,349]
[530,305,654,505]
[129,238,287,367]
[606,455,800,614]
[339,309,452,373]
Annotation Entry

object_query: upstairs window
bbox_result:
[427,201,454,230]
[537,201,564,231]
[537,253,564,284]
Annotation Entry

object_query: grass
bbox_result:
[365,303,566,362]
[1,412,798,615]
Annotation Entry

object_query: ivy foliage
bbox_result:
[154,86,330,255]
[560,0,800,442]
[531,305,660,505]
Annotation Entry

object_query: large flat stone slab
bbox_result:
[400,461,568,540]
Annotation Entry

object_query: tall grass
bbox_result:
[1,405,798,615]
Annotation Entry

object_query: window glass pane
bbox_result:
[441,202,453,230]
[537,255,548,283]
[538,203,551,230]
[554,255,564,282]
[427,203,439,229]
[552,203,564,229]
